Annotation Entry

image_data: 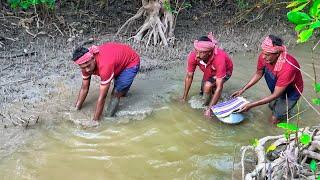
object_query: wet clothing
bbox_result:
[200,74,231,95]
[269,98,298,119]
[257,53,303,118]
[82,42,140,85]
[257,53,303,101]
[187,48,233,81]
[114,64,140,94]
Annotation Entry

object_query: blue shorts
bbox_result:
[200,74,231,95]
[114,64,140,94]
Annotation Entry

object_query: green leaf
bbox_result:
[318,175,320,180]
[9,0,20,8]
[295,23,309,31]
[310,21,320,29]
[266,144,277,152]
[277,123,299,131]
[249,138,259,147]
[287,11,312,25]
[315,83,320,93]
[20,1,31,9]
[310,0,320,17]
[298,28,314,43]
[292,2,308,12]
[310,159,317,172]
[300,133,312,145]
[312,98,320,105]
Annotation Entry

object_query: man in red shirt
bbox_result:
[181,32,233,117]
[232,35,303,124]
[72,42,140,124]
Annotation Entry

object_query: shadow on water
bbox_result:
[0,44,319,179]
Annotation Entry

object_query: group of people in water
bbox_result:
[71,33,303,126]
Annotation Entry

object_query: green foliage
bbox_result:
[312,98,320,105]
[249,138,259,147]
[286,0,320,43]
[299,133,312,145]
[315,83,320,93]
[277,122,299,131]
[163,0,191,15]
[310,159,317,172]
[8,0,55,10]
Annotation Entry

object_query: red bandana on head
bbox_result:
[193,32,218,55]
[74,45,100,65]
[261,36,287,71]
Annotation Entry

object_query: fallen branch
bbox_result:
[0,51,37,59]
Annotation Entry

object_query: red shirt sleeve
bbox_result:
[257,53,265,70]
[187,51,197,73]
[213,53,227,78]
[276,67,296,87]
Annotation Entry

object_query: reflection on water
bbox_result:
[0,44,319,179]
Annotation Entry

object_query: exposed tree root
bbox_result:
[116,0,175,46]
[242,127,320,179]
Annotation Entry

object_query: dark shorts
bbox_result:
[200,74,231,95]
[114,64,140,94]
[268,97,298,119]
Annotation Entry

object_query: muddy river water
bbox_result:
[0,44,319,179]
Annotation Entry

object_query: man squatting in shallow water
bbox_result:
[181,32,234,117]
[72,42,140,125]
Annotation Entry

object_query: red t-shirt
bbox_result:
[257,53,303,93]
[187,48,233,81]
[82,42,140,85]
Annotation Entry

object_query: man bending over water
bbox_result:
[72,42,140,124]
[232,35,303,124]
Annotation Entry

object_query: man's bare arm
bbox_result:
[93,83,111,121]
[182,72,194,101]
[75,78,91,109]
[208,78,224,107]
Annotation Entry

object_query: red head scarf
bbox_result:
[193,32,218,55]
[261,36,287,71]
[74,45,99,65]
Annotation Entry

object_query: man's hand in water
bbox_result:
[81,120,100,128]
[238,103,252,112]
[204,108,212,118]
[231,89,244,97]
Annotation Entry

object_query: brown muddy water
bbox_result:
[0,44,319,179]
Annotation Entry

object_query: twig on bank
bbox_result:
[52,22,64,36]
[313,39,320,51]
[1,63,15,71]
[0,51,37,59]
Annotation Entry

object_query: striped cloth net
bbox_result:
[211,97,249,118]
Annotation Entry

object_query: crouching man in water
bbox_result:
[72,42,140,124]
[181,32,233,117]
[232,35,303,124]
